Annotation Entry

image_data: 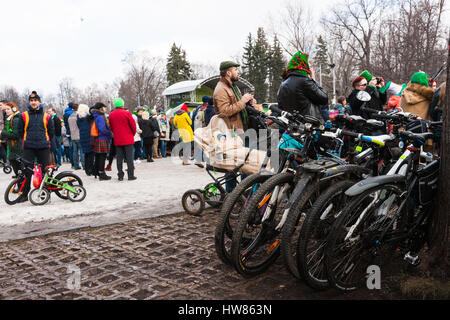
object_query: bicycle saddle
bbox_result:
[400,131,434,145]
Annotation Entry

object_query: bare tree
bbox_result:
[429,32,449,276]
[267,0,317,57]
[119,51,166,109]
[190,63,217,79]
[57,77,79,108]
[322,0,387,71]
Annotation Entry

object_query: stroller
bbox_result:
[181,108,270,216]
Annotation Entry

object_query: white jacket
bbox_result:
[132,114,142,142]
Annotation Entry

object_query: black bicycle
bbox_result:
[324,122,441,291]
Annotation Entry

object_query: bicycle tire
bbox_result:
[67,185,87,202]
[54,172,83,200]
[3,165,12,174]
[29,188,51,206]
[296,179,356,290]
[279,182,319,279]
[215,173,272,265]
[231,172,294,277]
[4,177,27,205]
[324,183,404,291]
[182,189,205,216]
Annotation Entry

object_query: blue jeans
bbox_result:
[194,142,204,163]
[53,136,62,165]
[71,140,84,168]
[160,140,167,157]
[225,136,249,192]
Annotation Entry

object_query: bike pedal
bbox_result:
[404,251,421,266]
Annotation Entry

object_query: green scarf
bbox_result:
[286,52,311,77]
[231,84,248,130]
[5,114,15,158]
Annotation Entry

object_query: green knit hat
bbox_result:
[410,72,429,87]
[359,70,373,82]
[286,52,311,77]
[114,97,125,108]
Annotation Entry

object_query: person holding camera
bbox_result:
[359,70,387,111]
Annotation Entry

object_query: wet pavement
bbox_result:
[0,208,403,300]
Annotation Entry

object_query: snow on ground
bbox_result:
[0,157,214,229]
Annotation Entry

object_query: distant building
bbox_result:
[162,75,254,110]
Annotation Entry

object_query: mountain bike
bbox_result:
[324,122,441,291]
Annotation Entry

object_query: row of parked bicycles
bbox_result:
[183,90,442,292]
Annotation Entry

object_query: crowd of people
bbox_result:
[0,89,218,199]
[0,51,447,202]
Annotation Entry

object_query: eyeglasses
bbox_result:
[359,83,367,87]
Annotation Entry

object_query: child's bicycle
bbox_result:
[4,157,85,205]
[28,165,87,205]
[182,162,245,216]
[0,159,12,174]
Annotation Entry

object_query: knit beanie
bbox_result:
[286,52,311,77]
[181,104,188,112]
[359,70,373,82]
[114,97,125,108]
[352,76,366,88]
[29,91,41,102]
[94,102,107,110]
[410,72,429,87]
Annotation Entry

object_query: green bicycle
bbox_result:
[29,165,87,206]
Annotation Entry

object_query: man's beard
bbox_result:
[231,74,239,83]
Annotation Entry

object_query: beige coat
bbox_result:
[400,82,435,120]
[213,78,246,132]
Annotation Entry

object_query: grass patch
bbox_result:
[400,276,450,299]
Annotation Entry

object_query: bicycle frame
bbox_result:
[342,142,435,244]
[39,172,78,194]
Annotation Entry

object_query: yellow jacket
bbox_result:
[173,111,193,143]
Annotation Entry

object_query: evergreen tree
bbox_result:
[242,33,254,81]
[268,36,286,102]
[166,43,193,86]
[314,35,331,89]
[252,27,270,103]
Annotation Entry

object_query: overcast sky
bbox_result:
[0,0,448,98]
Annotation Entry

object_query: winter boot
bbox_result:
[98,171,112,181]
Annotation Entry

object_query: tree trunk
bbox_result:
[429,32,449,275]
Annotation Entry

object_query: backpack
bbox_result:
[194,107,206,129]
[91,120,99,137]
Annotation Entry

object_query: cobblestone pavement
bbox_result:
[0,209,403,300]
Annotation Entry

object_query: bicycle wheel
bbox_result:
[29,188,51,206]
[296,179,356,290]
[324,183,404,291]
[67,185,87,202]
[182,189,205,216]
[215,173,272,265]
[4,177,27,205]
[279,182,319,279]
[54,172,83,200]
[231,172,294,277]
